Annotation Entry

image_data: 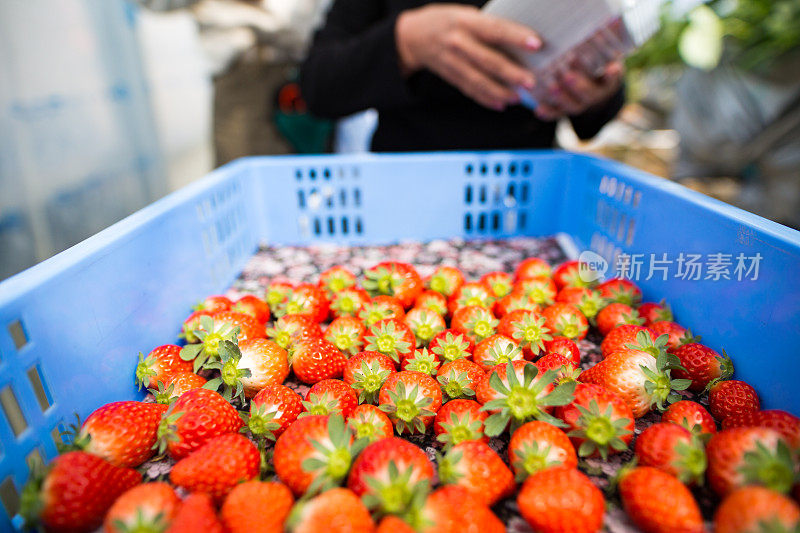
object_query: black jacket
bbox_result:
[300,0,624,152]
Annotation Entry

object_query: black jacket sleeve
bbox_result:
[568,85,625,140]
[300,1,414,119]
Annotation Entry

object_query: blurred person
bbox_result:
[300,1,625,152]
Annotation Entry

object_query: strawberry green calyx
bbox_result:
[266,323,295,350]
[510,314,552,357]
[407,311,445,347]
[348,416,384,443]
[618,309,645,327]
[552,313,588,340]
[325,327,363,356]
[431,332,471,362]
[464,309,499,343]
[363,266,402,297]
[456,286,494,309]
[153,408,183,456]
[641,350,692,410]
[404,349,440,376]
[652,301,674,323]
[364,321,413,364]
[379,381,434,434]
[265,285,293,313]
[605,286,641,306]
[111,508,169,533]
[301,393,342,417]
[55,414,90,454]
[576,292,608,321]
[740,440,796,495]
[416,294,447,316]
[482,363,576,437]
[703,350,735,393]
[302,414,368,496]
[436,448,465,484]
[671,437,707,486]
[202,340,251,403]
[486,341,523,367]
[362,461,431,517]
[625,331,670,358]
[331,290,361,317]
[512,441,564,481]
[568,400,633,460]
[147,381,176,405]
[321,270,355,296]
[352,361,392,404]
[520,281,555,306]
[359,303,393,327]
[677,329,701,347]
[180,316,239,372]
[241,404,281,442]
[19,455,47,531]
[277,292,310,318]
[437,370,476,400]
[437,412,484,448]
[134,352,157,390]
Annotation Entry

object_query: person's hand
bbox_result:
[534,60,624,121]
[395,4,540,111]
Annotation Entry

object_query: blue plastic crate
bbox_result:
[0,150,798,528]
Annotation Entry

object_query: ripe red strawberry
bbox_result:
[364,261,423,309]
[552,260,594,290]
[167,493,224,533]
[212,310,264,343]
[672,343,734,392]
[618,466,704,533]
[555,382,634,459]
[245,384,303,441]
[376,515,414,533]
[65,401,167,468]
[451,305,498,344]
[414,289,448,316]
[543,336,581,366]
[424,265,465,298]
[434,399,488,447]
[421,485,504,533]
[324,315,366,356]
[429,329,474,362]
[404,307,446,347]
[709,379,760,421]
[194,295,233,314]
[480,271,513,299]
[364,318,415,364]
[170,433,260,503]
[542,303,588,340]
[347,404,394,442]
[265,280,294,315]
[600,324,654,358]
[237,338,289,397]
[274,414,365,496]
[497,309,552,359]
[266,314,321,351]
[437,358,484,400]
[492,289,540,318]
[438,440,515,506]
[478,361,575,436]
[135,344,192,390]
[597,277,642,305]
[150,372,206,403]
[155,388,243,460]
[555,286,607,321]
[329,287,371,319]
[514,257,552,281]
[595,302,643,336]
[347,436,435,514]
[535,353,581,382]
[714,486,800,533]
[277,283,330,323]
[448,282,495,315]
[359,295,405,326]
[635,422,707,485]
[472,333,524,371]
[20,451,141,533]
[290,337,347,383]
[179,310,212,343]
[302,379,358,418]
[637,301,673,326]
[706,427,795,496]
[343,350,395,404]
[401,348,441,375]
[517,466,604,533]
[579,348,691,418]
[662,400,717,438]
[232,294,270,324]
[379,370,442,434]
[221,481,294,533]
[723,410,800,448]
[508,421,577,481]
[649,320,694,349]
[104,482,180,533]
[288,488,375,533]
[514,277,558,306]
[318,265,357,298]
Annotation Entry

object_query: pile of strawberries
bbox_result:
[21,258,800,533]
